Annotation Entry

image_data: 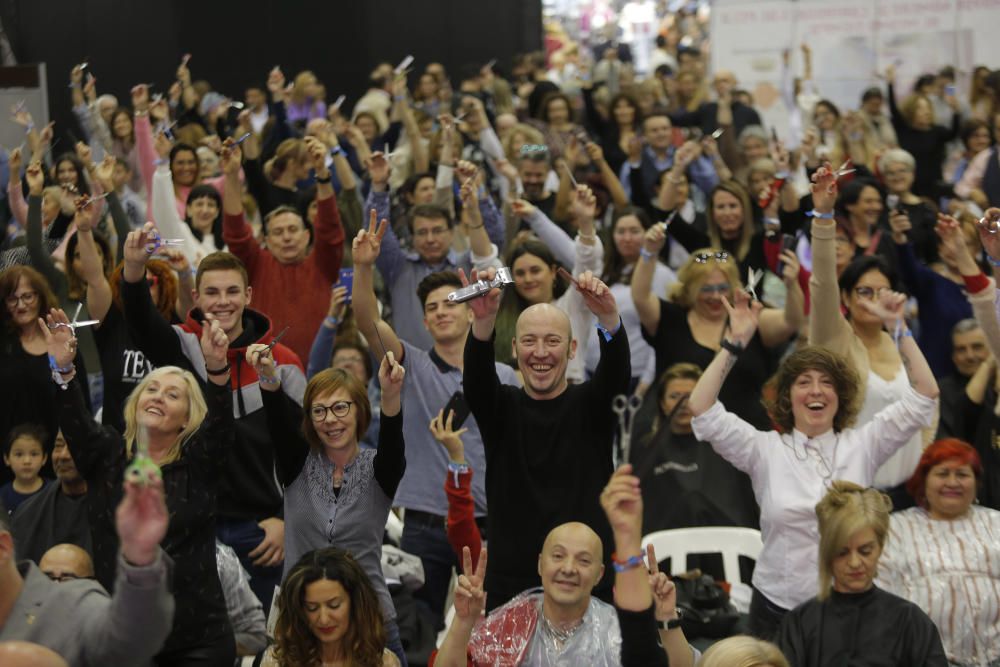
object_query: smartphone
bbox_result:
[336,268,354,304]
[775,234,797,276]
[442,391,471,429]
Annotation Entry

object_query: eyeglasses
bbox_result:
[693,251,730,264]
[310,401,354,422]
[699,283,731,295]
[518,144,549,157]
[44,571,90,583]
[5,291,38,307]
[853,286,891,300]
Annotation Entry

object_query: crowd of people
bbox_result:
[0,5,999,665]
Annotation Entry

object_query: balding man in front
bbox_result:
[461,267,630,610]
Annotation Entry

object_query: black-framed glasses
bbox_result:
[693,251,730,264]
[5,291,38,307]
[853,286,890,300]
[44,571,91,582]
[309,401,354,422]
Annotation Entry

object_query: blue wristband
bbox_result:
[596,319,622,342]
[611,552,645,573]
[447,461,470,487]
[808,209,835,219]
[639,247,654,261]
[48,354,74,374]
[987,255,1000,268]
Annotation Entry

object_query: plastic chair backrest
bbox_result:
[641,527,763,584]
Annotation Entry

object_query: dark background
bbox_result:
[0,0,542,141]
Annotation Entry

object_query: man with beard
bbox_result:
[12,432,91,564]
[461,266,630,610]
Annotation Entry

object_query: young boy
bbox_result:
[1,424,49,514]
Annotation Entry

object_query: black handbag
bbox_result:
[674,573,741,639]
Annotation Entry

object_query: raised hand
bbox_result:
[377,350,405,401]
[779,249,800,286]
[304,136,328,174]
[123,222,158,273]
[366,151,391,187]
[857,288,907,332]
[200,314,230,371]
[643,222,667,254]
[809,161,838,215]
[116,475,168,567]
[455,159,478,185]
[430,408,468,463]
[131,84,150,112]
[569,185,597,221]
[220,137,242,176]
[246,343,279,389]
[157,247,191,276]
[888,209,911,244]
[721,288,762,345]
[25,160,44,196]
[585,140,605,165]
[327,285,348,320]
[645,543,678,622]
[7,147,21,183]
[74,141,93,168]
[973,208,1000,260]
[600,464,643,540]
[458,267,503,321]
[154,130,173,161]
[73,196,96,233]
[453,546,487,620]
[509,199,537,219]
[574,270,619,327]
[94,154,115,192]
[352,209,387,266]
[38,308,78,371]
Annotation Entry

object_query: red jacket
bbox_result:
[223,193,344,362]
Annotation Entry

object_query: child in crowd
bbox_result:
[1,424,49,514]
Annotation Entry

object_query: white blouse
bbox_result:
[879,505,1000,667]
[691,385,937,610]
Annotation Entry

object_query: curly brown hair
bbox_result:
[763,346,862,434]
[273,547,386,667]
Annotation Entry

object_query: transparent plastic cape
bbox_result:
[467,588,622,666]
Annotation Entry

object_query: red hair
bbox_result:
[906,439,983,508]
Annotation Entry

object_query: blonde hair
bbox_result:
[291,70,318,105]
[668,247,742,308]
[264,138,306,182]
[815,481,892,600]
[697,635,790,667]
[123,366,208,466]
[707,181,755,261]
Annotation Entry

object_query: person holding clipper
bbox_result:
[351,209,518,628]
[43,305,239,665]
[461,262,630,610]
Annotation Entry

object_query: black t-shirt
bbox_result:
[93,304,156,435]
[642,300,775,430]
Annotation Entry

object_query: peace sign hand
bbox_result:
[453,546,487,620]
[646,543,678,622]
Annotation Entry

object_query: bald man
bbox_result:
[0,641,69,667]
[437,522,612,664]
[39,544,94,582]
[462,267,630,610]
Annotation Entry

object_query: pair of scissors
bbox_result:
[612,394,642,464]
[144,230,185,254]
[264,325,290,353]
[48,303,99,334]
[745,267,764,301]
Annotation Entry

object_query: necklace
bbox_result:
[540,612,583,646]
[785,433,839,484]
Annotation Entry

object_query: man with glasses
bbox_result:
[367,153,503,350]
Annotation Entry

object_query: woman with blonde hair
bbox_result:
[45,306,239,664]
[697,636,789,667]
[777,481,947,665]
[263,547,399,667]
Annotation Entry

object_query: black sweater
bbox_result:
[464,322,631,610]
[888,83,959,198]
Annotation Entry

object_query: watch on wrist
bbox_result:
[658,611,683,630]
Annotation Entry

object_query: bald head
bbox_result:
[0,642,69,667]
[513,304,576,400]
[538,522,605,613]
[39,544,94,582]
[542,522,603,558]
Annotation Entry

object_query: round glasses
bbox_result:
[309,400,354,422]
[5,291,38,308]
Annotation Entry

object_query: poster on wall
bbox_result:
[710,0,1000,133]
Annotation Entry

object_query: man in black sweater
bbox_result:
[462,267,630,611]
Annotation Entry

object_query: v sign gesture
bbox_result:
[352,209,388,266]
[453,546,487,621]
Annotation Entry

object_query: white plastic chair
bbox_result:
[641,527,763,585]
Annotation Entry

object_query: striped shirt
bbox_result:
[880,506,1000,666]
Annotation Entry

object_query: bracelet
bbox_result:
[447,461,470,486]
[259,374,281,386]
[134,109,149,117]
[315,173,332,184]
[329,145,344,157]
[324,316,340,328]
[987,255,1000,268]
[51,368,75,390]
[48,354,75,375]
[808,209,835,219]
[206,363,231,376]
[721,339,744,356]
[639,247,655,261]
[611,552,645,573]
[658,611,683,630]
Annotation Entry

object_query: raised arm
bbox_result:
[306,288,346,379]
[435,545,487,667]
[352,209,404,363]
[455,161,497,265]
[132,85,157,206]
[633,223,666,334]
[431,408,482,566]
[220,140,261,272]
[366,153,406,286]
[859,289,938,399]
[758,247,805,347]
[305,136,345,283]
[372,352,406,498]
[689,290,762,416]
[585,141,629,209]
[511,198,574,267]
[74,200,113,324]
[6,148,27,229]
[392,76,429,174]
[807,163,853,352]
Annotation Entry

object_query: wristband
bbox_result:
[154,158,168,166]
[658,611,683,630]
[315,173,332,184]
[721,339,744,356]
[134,109,149,117]
[808,209,835,219]
[206,363,231,376]
[596,319,622,342]
[259,374,281,386]
[987,255,1000,268]
[48,354,74,375]
[639,247,655,261]
[447,461,470,487]
[324,316,340,328]
[611,552,645,573]
[329,145,344,157]
[51,368,75,390]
